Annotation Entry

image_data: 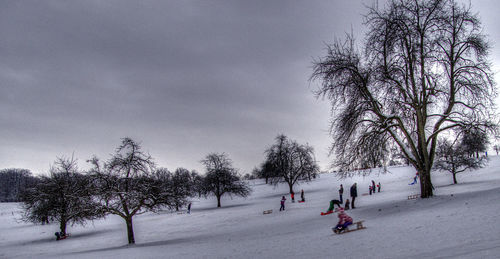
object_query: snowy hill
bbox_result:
[2,156,500,259]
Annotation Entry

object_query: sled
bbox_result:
[407,194,419,200]
[321,211,334,216]
[55,233,70,240]
[298,200,305,203]
[263,209,273,215]
[332,221,366,234]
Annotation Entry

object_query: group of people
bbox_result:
[280,189,305,211]
[369,180,381,195]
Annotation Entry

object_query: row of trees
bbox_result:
[19,135,319,244]
[0,168,38,202]
[21,138,251,244]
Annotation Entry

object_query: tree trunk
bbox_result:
[59,217,67,235]
[217,195,221,208]
[452,172,458,184]
[419,169,433,198]
[126,217,135,244]
[289,184,294,195]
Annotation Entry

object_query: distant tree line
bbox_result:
[15,138,252,244]
[0,168,38,202]
[2,134,321,244]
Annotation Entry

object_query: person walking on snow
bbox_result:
[371,180,376,194]
[300,189,305,202]
[291,191,295,203]
[350,183,358,209]
[339,184,344,204]
[409,172,418,185]
[280,196,286,211]
[377,182,381,192]
[187,202,192,214]
[369,185,372,195]
[333,208,353,233]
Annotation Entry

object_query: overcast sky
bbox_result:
[1,0,499,176]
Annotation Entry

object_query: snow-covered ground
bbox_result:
[2,156,500,259]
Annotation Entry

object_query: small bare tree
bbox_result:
[434,138,486,184]
[200,153,251,208]
[264,134,319,194]
[22,156,103,235]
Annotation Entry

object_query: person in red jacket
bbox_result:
[333,208,353,233]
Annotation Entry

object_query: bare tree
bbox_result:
[311,0,496,198]
[264,135,319,194]
[200,153,251,208]
[22,156,103,235]
[89,138,187,244]
[434,138,486,184]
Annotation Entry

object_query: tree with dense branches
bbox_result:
[311,0,496,198]
[89,138,187,244]
[434,138,486,184]
[22,156,103,235]
[200,153,251,208]
[264,134,319,194]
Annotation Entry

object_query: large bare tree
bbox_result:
[89,138,186,244]
[311,0,496,197]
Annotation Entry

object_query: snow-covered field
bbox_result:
[2,156,500,259]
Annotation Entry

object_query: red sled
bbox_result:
[298,201,305,203]
[321,211,334,216]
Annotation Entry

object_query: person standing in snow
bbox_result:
[339,184,344,204]
[291,191,295,203]
[371,180,376,194]
[280,196,286,211]
[187,202,192,214]
[350,183,357,209]
[344,199,350,210]
[333,208,353,233]
[377,182,381,192]
[300,189,305,202]
[369,185,372,195]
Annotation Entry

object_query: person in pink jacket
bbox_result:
[333,208,353,233]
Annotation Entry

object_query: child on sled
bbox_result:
[333,208,353,234]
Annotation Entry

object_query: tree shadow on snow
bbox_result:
[68,233,217,256]
[21,229,111,246]
[193,202,254,212]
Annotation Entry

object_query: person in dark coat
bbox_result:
[369,185,372,195]
[187,202,192,214]
[371,180,376,194]
[300,189,305,202]
[339,184,344,204]
[350,183,358,209]
[280,196,286,211]
[377,182,381,192]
